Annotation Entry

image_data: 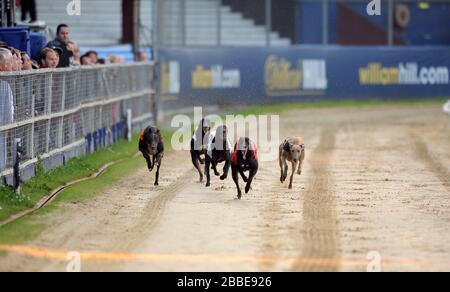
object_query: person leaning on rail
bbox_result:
[0,48,15,173]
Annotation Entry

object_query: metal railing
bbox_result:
[0,63,156,180]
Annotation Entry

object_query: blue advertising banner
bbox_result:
[158,46,450,109]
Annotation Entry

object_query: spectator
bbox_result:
[38,48,60,69]
[85,51,99,64]
[20,0,37,23]
[137,51,148,62]
[108,55,126,64]
[67,40,81,66]
[0,48,15,172]
[80,54,95,65]
[46,24,73,68]
[9,48,23,71]
[84,51,105,65]
[20,52,33,70]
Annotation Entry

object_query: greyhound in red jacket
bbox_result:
[231,137,259,200]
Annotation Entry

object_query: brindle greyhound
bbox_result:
[139,126,164,186]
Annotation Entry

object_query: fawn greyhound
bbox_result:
[279,137,305,189]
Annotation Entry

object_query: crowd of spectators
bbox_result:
[1,23,150,173]
[0,23,147,73]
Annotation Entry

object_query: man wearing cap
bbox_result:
[46,24,73,68]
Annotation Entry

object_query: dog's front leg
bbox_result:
[220,160,231,181]
[205,156,211,187]
[245,167,258,194]
[280,157,288,183]
[212,158,220,176]
[232,166,242,200]
[191,151,204,182]
[289,161,297,189]
[143,153,153,172]
[154,154,162,186]
[152,155,156,171]
[297,150,305,175]
[239,168,248,183]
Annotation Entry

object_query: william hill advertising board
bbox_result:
[159,46,450,108]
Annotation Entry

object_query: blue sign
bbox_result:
[158,46,450,109]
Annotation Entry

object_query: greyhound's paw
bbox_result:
[154,182,159,186]
[297,170,302,175]
[206,182,211,187]
[199,176,204,183]
[214,171,220,177]
[245,185,251,194]
[288,184,293,190]
[237,192,242,200]
[220,175,227,181]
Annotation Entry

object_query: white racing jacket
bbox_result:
[206,131,233,158]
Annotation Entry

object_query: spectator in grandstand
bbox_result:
[38,48,60,69]
[67,40,81,66]
[46,24,74,68]
[8,47,23,71]
[80,54,95,66]
[19,0,38,23]
[137,51,149,62]
[0,48,15,172]
[20,52,33,70]
[108,55,126,64]
[86,51,106,65]
[85,51,99,64]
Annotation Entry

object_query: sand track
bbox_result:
[1,104,450,272]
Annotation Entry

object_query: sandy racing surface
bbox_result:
[1,104,450,272]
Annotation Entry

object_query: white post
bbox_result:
[127,109,133,142]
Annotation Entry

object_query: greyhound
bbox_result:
[139,126,164,186]
[190,118,211,182]
[279,137,305,189]
[231,137,259,200]
[205,125,233,188]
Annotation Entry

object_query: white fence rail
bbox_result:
[0,63,156,183]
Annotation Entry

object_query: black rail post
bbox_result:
[13,138,24,194]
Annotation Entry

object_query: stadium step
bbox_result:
[33,0,290,47]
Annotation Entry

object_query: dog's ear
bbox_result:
[283,141,291,152]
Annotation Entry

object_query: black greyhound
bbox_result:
[231,137,259,200]
[205,125,232,187]
[190,118,211,182]
[139,126,164,186]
